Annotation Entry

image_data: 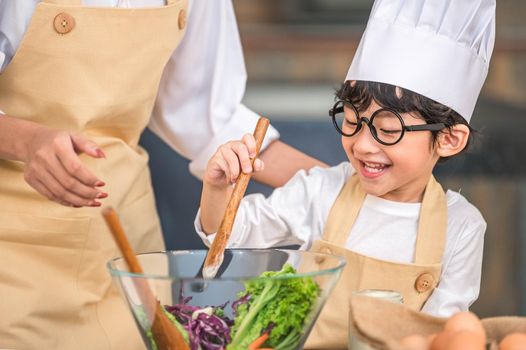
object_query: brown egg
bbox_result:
[399,334,429,350]
[430,330,454,350]
[499,333,526,350]
[427,333,438,344]
[447,331,485,350]
[444,311,486,340]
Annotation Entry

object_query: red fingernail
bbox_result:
[90,201,102,207]
[96,149,106,158]
[96,192,108,199]
[95,181,105,187]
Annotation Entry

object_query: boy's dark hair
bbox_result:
[337,81,475,162]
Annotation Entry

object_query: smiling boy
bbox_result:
[196,0,496,348]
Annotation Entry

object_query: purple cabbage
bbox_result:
[231,293,251,315]
[165,297,233,350]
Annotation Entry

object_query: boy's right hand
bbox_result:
[204,133,264,189]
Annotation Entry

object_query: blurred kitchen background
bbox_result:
[140,1,526,318]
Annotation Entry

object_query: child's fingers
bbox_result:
[232,142,252,174]
[215,156,232,183]
[220,146,241,183]
[253,158,264,172]
[242,133,257,158]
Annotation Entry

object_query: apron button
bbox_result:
[315,247,332,264]
[178,9,187,30]
[322,247,333,255]
[415,273,435,293]
[54,12,75,34]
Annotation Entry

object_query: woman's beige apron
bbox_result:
[305,174,447,349]
[0,0,187,348]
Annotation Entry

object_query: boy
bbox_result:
[196,0,495,348]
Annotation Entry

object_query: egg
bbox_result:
[444,311,486,340]
[447,331,485,350]
[499,333,526,350]
[430,330,454,350]
[427,333,437,344]
[399,334,429,350]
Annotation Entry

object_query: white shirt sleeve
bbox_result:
[421,220,486,317]
[194,165,349,249]
[148,0,279,179]
[0,1,39,72]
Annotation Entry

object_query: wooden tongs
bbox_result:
[202,117,270,279]
[103,208,189,350]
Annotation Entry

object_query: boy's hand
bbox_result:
[204,134,264,189]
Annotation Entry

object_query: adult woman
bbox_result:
[0,1,323,348]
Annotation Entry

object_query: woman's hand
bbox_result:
[22,127,107,207]
[203,133,264,189]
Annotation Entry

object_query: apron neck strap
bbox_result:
[322,174,365,245]
[43,0,177,6]
[321,173,447,265]
[413,176,447,265]
[43,0,82,5]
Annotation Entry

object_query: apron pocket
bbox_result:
[0,212,90,247]
[0,212,91,345]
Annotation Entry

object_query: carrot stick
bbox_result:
[248,332,270,350]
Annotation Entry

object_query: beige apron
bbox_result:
[0,0,187,348]
[305,174,447,349]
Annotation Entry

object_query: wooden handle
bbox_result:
[103,207,144,274]
[203,117,270,278]
[102,207,189,350]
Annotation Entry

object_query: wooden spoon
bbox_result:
[202,117,270,279]
[103,207,189,350]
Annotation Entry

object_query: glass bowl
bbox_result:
[107,249,345,350]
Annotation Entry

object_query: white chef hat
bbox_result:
[346,0,496,122]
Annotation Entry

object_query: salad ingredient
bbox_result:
[136,306,189,350]
[165,297,233,350]
[228,264,320,350]
[248,332,270,350]
[137,264,320,350]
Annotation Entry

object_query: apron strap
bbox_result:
[43,0,82,5]
[413,176,447,265]
[321,174,365,246]
[43,0,178,6]
[321,172,447,264]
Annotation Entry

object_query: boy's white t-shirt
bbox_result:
[194,162,486,317]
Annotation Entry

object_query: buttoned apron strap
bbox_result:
[43,0,179,6]
[322,173,447,265]
[413,176,447,265]
[321,174,366,246]
[43,0,82,5]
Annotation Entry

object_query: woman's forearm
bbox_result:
[252,140,327,188]
[0,115,39,161]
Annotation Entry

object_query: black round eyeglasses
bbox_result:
[329,99,445,146]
